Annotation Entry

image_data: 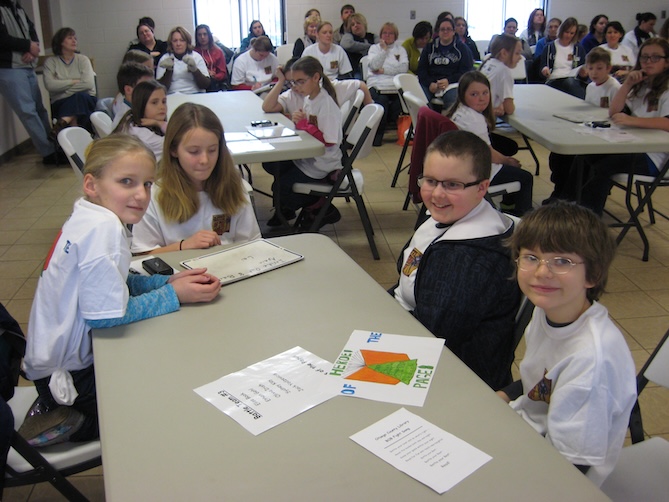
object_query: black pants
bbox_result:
[370,88,402,144]
[34,365,99,442]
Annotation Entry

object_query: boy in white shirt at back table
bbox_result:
[499,201,636,486]
[545,47,621,203]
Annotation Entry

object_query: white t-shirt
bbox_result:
[25,198,132,391]
[394,200,511,310]
[277,80,361,115]
[626,86,669,172]
[156,52,208,94]
[366,42,409,91]
[622,30,655,59]
[449,104,502,179]
[293,90,343,179]
[302,43,353,80]
[550,42,575,79]
[231,51,278,86]
[131,186,261,253]
[601,44,636,70]
[509,302,636,486]
[125,123,164,161]
[480,57,514,110]
[585,77,621,109]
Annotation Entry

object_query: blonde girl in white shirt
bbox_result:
[131,103,261,253]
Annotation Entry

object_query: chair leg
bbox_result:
[402,192,411,211]
[352,193,380,260]
[8,432,91,502]
[391,124,412,188]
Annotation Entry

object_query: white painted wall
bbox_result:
[2,0,667,156]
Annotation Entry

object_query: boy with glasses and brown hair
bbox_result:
[392,130,520,390]
[500,200,636,486]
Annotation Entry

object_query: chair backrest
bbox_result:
[475,39,489,57]
[90,111,113,138]
[57,127,93,180]
[345,103,384,163]
[393,73,427,102]
[95,96,114,117]
[408,106,458,203]
[402,91,427,129]
[360,55,369,81]
[341,89,364,137]
[276,44,294,66]
[510,55,528,82]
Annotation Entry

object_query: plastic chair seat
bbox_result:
[598,437,669,502]
[7,386,101,475]
[489,181,521,197]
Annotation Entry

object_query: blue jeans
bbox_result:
[0,68,54,156]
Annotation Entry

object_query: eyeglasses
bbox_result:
[639,55,668,63]
[439,27,454,33]
[289,78,308,87]
[515,254,584,275]
[417,175,484,192]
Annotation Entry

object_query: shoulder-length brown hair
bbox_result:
[167,26,194,54]
[158,103,247,223]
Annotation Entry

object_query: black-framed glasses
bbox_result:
[417,175,485,192]
[639,55,668,63]
[515,254,584,275]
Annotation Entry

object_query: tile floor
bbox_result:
[1,127,668,500]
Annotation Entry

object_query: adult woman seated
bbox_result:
[239,21,274,54]
[417,17,474,105]
[454,17,480,61]
[340,13,378,78]
[293,14,320,58]
[156,26,210,94]
[194,24,227,91]
[489,18,533,60]
[43,27,96,133]
[128,18,168,68]
[303,22,353,80]
[367,22,408,146]
[539,17,587,99]
[581,14,609,54]
[520,8,545,50]
[622,12,657,58]
[231,36,278,91]
[402,21,432,74]
[602,21,636,82]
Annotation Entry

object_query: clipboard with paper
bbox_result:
[180,239,304,285]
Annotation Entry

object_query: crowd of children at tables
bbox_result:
[4,3,669,489]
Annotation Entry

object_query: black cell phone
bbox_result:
[591,120,611,128]
[251,120,273,127]
[142,257,174,276]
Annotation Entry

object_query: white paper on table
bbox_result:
[350,408,492,494]
[327,330,443,407]
[572,125,639,143]
[224,132,256,142]
[194,346,339,435]
[226,140,275,154]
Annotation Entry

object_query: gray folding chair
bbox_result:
[57,127,93,180]
[90,111,113,138]
[292,104,384,259]
[597,328,669,500]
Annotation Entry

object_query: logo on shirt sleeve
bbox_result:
[527,369,552,404]
[402,248,423,276]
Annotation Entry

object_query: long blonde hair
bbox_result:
[158,103,246,223]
